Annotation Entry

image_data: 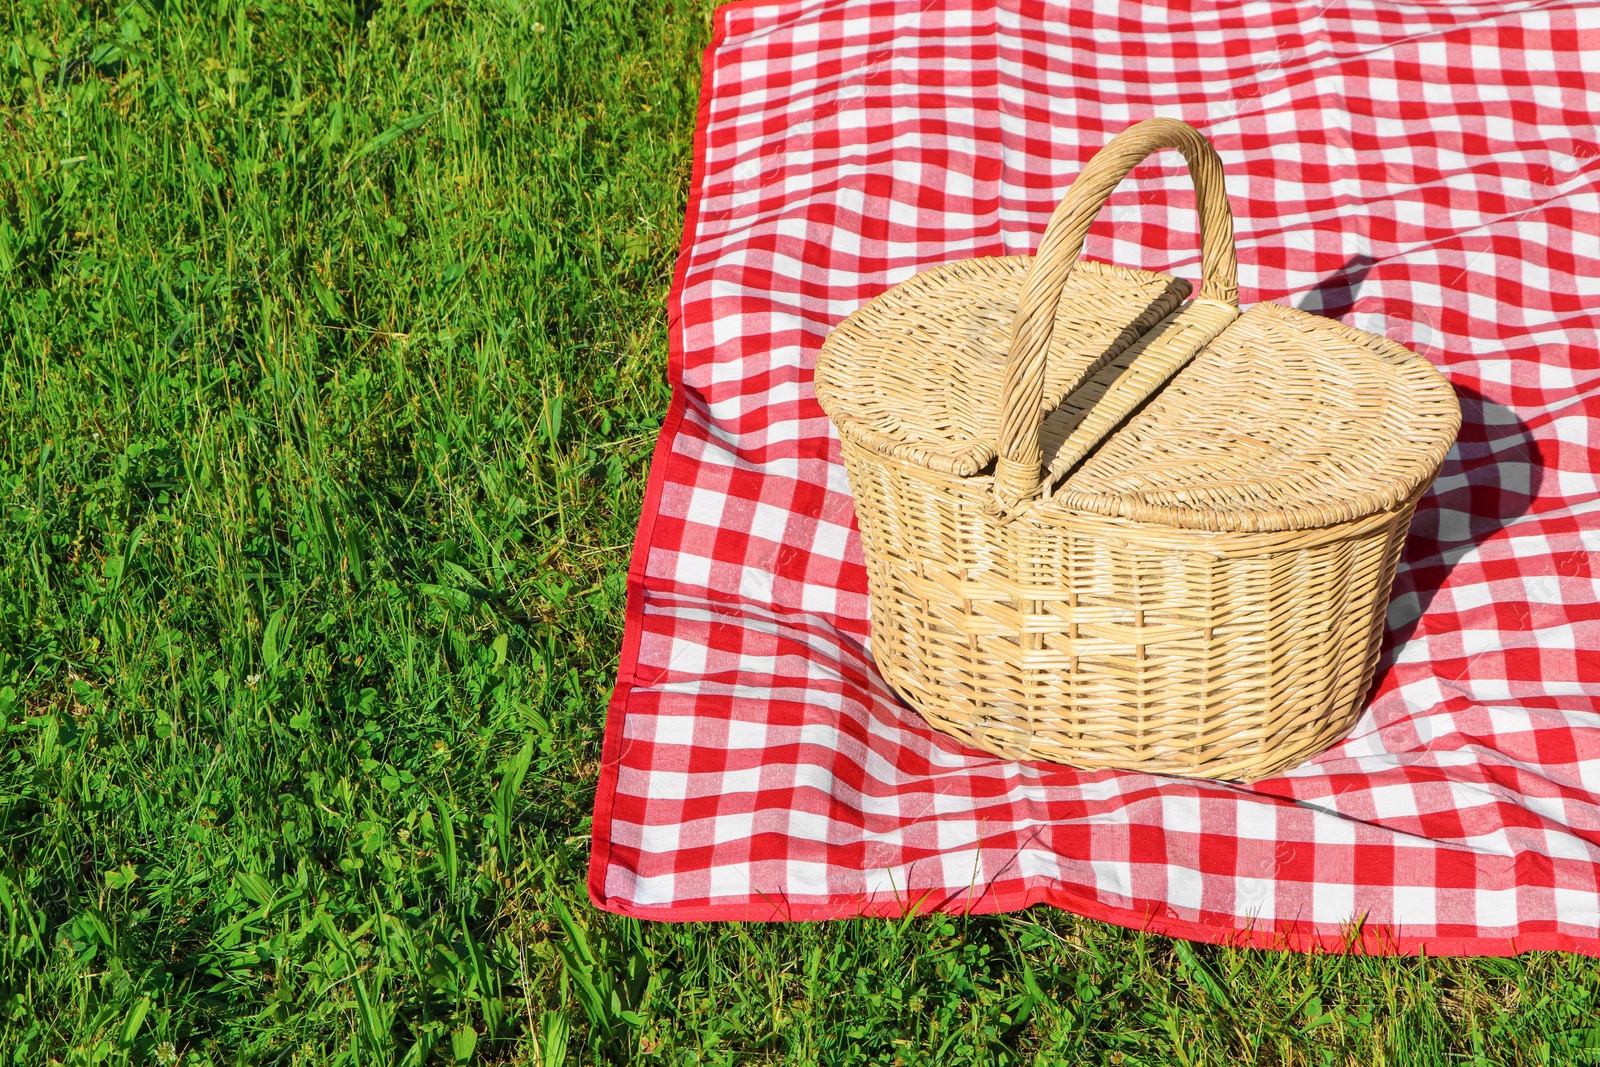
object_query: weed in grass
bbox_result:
[2,0,1598,1064]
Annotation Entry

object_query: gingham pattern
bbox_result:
[589,0,1600,954]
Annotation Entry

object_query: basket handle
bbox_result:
[992,118,1239,513]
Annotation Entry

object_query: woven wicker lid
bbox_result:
[814,257,1189,477]
[815,281,1460,534]
[814,119,1460,535]
[1054,301,1460,532]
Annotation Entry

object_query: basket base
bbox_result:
[877,656,1364,784]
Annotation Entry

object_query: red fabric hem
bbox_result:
[597,885,1599,958]
[586,0,739,916]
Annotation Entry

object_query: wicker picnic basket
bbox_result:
[813,119,1460,781]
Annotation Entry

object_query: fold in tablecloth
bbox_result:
[590,0,1600,954]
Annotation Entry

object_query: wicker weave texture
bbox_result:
[813,119,1461,781]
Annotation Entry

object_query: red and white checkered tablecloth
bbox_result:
[588,0,1600,954]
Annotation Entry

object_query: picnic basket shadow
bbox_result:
[812,119,1461,781]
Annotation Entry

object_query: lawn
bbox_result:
[2,0,1598,1064]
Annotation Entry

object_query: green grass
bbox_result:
[1,1,1598,1064]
